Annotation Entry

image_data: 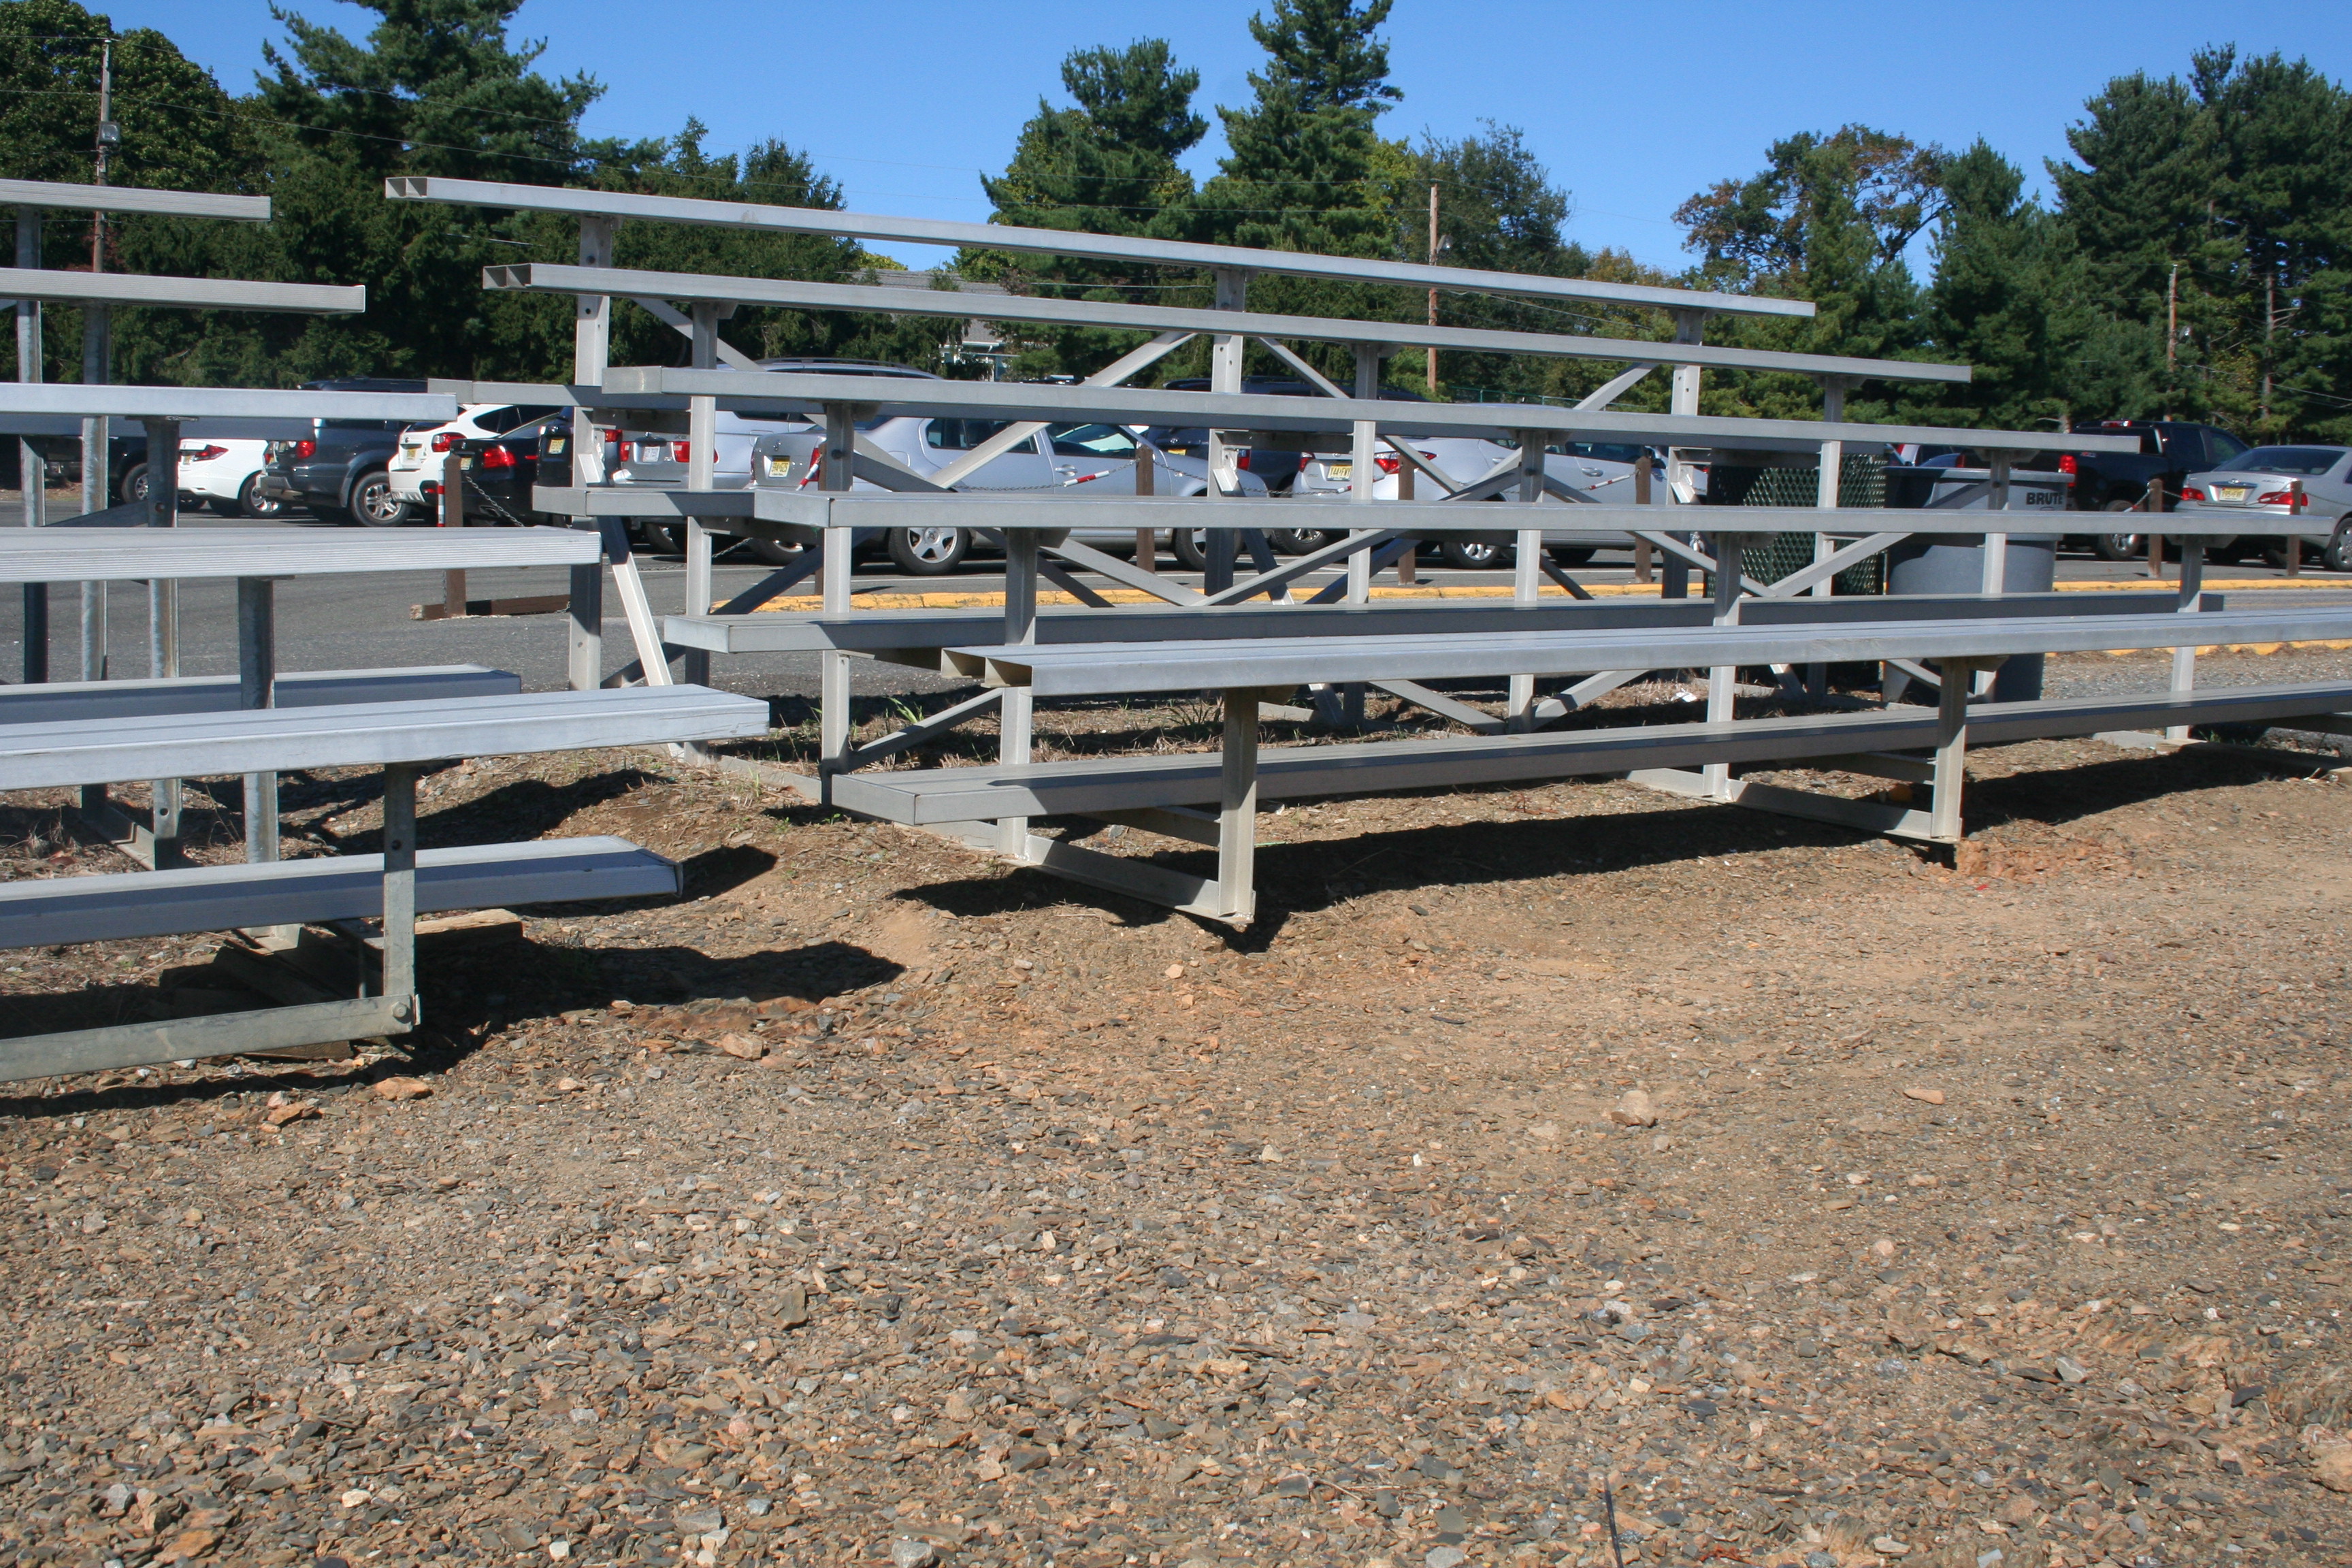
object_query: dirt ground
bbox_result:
[5,649,2352,1568]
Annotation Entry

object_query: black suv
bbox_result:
[256,377,430,525]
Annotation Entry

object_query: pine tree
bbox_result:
[1193,0,1402,259]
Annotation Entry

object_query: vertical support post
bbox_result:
[1203,267,1248,594]
[1806,380,1846,698]
[1662,308,1705,603]
[1508,429,1545,725]
[568,213,619,690]
[1703,531,1744,800]
[16,208,46,683]
[236,576,280,864]
[1632,453,1654,585]
[679,299,724,688]
[379,761,419,1022]
[1978,453,2013,697]
[1217,689,1260,926]
[1929,661,1972,844]
[2143,476,2165,579]
[816,401,856,782]
[141,415,182,866]
[1348,344,1379,602]
[79,303,110,681]
[2166,540,2204,744]
[998,529,1039,858]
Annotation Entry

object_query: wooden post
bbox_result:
[1134,442,1155,570]
[2289,479,2305,576]
[1396,457,1417,584]
[440,448,467,617]
[1633,454,1654,584]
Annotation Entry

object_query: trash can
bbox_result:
[1884,533,2059,701]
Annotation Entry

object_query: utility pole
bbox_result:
[1426,183,1439,396]
[2165,261,2177,373]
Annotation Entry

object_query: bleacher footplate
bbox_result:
[0,837,678,950]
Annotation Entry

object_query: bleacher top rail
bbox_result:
[387,174,1813,321]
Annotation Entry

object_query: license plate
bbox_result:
[2215,485,2251,502]
[1324,462,1351,480]
[2024,488,2060,507]
[764,456,793,477]
[459,457,474,470]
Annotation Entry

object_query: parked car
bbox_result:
[2053,419,2253,559]
[2176,444,2352,569]
[1290,437,1665,568]
[7,430,151,507]
[172,438,280,518]
[748,415,1265,574]
[417,413,567,526]
[256,377,431,525]
[390,402,565,508]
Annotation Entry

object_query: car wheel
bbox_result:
[1439,536,1512,570]
[745,536,804,566]
[1169,527,1210,571]
[1548,545,1596,567]
[1266,528,1326,556]
[2091,499,2143,561]
[2325,532,2352,573]
[235,473,284,519]
[884,525,969,575]
[348,469,409,527]
[118,461,150,508]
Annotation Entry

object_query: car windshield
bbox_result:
[2216,446,2347,476]
[1047,423,1138,458]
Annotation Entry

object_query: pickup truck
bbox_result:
[2057,419,2254,560]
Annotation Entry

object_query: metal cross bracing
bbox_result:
[391,175,2348,914]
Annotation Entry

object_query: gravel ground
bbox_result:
[5,650,2352,1568]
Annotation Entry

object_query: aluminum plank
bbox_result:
[0,666,521,726]
[597,369,2135,456]
[0,269,362,313]
[0,178,270,220]
[0,836,679,949]
[0,385,455,426]
[950,608,2352,695]
[489,263,1964,385]
[390,175,1813,319]
[0,686,770,791]
[830,681,2352,823]
[0,525,596,583]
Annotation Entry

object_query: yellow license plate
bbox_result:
[1324,462,1352,480]
[2215,485,2251,501]
[459,457,474,469]
[764,456,793,476]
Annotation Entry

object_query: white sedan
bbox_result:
[176,438,280,518]
[390,402,565,507]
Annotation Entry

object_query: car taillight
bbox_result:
[178,444,227,463]
[2179,487,2205,503]
[2257,489,2298,506]
[480,445,517,469]
[1374,454,1402,474]
[672,441,689,463]
[2058,453,2076,474]
[431,431,458,453]
[293,438,315,460]
[1235,451,1250,470]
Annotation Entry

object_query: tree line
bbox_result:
[1,0,2345,442]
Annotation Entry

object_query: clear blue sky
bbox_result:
[99,0,2352,274]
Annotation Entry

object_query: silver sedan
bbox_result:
[2176,444,2352,568]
